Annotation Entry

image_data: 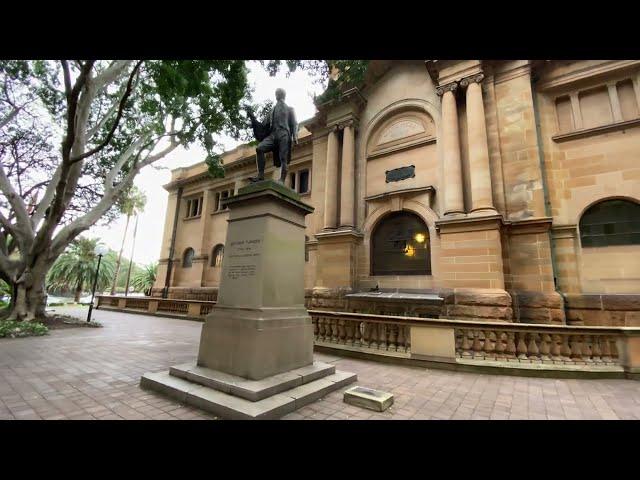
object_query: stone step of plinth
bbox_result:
[169,361,336,402]
[140,369,357,420]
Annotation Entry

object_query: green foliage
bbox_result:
[0,320,48,338]
[261,60,369,105]
[130,262,157,294]
[47,237,116,295]
[116,185,147,217]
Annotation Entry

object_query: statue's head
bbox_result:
[275,88,286,101]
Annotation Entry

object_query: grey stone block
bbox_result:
[343,386,394,412]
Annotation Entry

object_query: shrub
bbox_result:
[0,320,48,338]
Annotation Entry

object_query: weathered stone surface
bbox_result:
[563,294,603,310]
[602,295,640,311]
[515,291,564,309]
[141,369,357,420]
[518,307,552,323]
[453,288,512,307]
[445,304,512,320]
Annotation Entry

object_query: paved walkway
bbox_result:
[1,307,640,420]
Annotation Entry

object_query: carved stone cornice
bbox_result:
[435,82,458,96]
[459,73,485,88]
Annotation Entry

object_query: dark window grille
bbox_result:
[299,169,310,194]
[211,244,224,267]
[371,212,431,276]
[182,248,195,268]
[580,199,640,248]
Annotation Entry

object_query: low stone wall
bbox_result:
[310,310,640,379]
[564,294,640,327]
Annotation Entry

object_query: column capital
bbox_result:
[436,82,458,96]
[460,73,485,88]
[337,118,357,131]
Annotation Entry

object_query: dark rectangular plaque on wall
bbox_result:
[385,165,415,183]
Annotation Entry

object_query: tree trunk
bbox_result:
[110,213,131,295]
[8,276,47,323]
[74,282,83,303]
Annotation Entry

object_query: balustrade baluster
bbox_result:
[338,319,346,344]
[570,335,584,363]
[345,320,355,345]
[388,325,398,351]
[516,332,529,360]
[312,317,318,339]
[396,325,405,352]
[330,319,339,343]
[539,333,552,362]
[317,317,325,342]
[472,330,484,359]
[550,334,562,362]
[582,335,594,364]
[455,331,463,356]
[405,325,411,352]
[378,324,387,350]
[495,332,506,360]
[506,332,517,360]
[601,336,613,363]
[355,321,363,346]
[369,323,378,349]
[527,333,540,361]
[483,330,496,360]
[591,335,602,364]
[560,335,572,362]
[461,330,473,358]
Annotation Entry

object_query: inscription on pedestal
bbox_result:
[226,238,262,280]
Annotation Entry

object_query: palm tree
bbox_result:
[130,262,157,296]
[111,186,146,295]
[47,238,116,302]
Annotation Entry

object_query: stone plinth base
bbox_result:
[141,361,356,419]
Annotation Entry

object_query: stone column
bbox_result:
[437,83,464,216]
[461,73,496,213]
[323,127,340,229]
[339,121,355,228]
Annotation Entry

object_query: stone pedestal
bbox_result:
[141,181,357,418]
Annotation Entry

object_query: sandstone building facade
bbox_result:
[152,60,640,326]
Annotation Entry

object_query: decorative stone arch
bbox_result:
[362,98,441,150]
[362,202,439,278]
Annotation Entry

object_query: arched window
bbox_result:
[580,199,640,247]
[371,211,431,275]
[182,248,195,268]
[211,244,224,267]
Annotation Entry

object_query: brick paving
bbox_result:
[1,307,640,420]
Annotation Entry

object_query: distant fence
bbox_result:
[95,295,640,378]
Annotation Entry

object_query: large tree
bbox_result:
[0,60,251,321]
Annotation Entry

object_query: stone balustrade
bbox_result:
[96,295,214,319]
[309,310,640,378]
[95,295,640,378]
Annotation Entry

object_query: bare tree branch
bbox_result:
[69,61,143,164]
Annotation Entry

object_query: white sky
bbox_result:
[87,62,325,266]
